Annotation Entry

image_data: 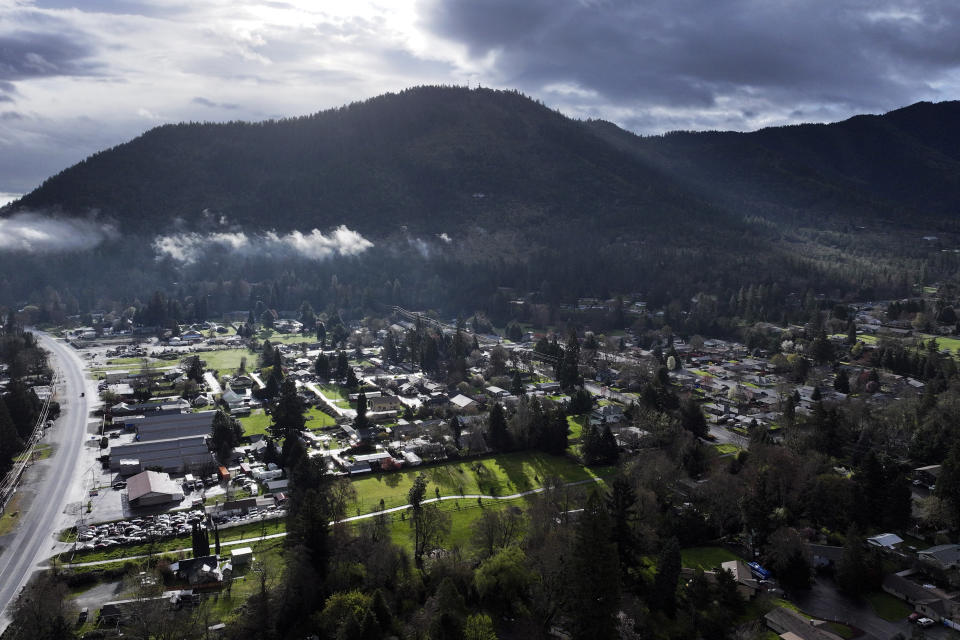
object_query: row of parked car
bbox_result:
[75,512,207,550]
[213,505,285,526]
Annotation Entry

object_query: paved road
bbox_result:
[0,332,91,630]
[793,578,957,640]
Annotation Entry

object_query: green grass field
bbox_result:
[256,329,315,345]
[239,409,271,436]
[918,334,960,357]
[865,591,913,621]
[319,384,352,408]
[349,452,611,513]
[306,407,337,429]
[237,406,334,438]
[380,495,538,553]
[680,546,740,570]
[199,349,252,376]
[713,443,741,456]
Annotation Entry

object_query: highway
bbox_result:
[0,332,91,630]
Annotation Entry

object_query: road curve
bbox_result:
[0,331,91,630]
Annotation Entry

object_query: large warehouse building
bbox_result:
[127,470,185,507]
[109,435,214,475]
[122,410,217,441]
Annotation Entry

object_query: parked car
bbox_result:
[112,481,126,490]
[917,618,935,628]
[77,607,88,624]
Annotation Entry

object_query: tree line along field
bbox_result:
[347,451,613,513]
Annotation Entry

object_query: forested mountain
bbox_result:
[8,87,960,234]
[8,86,724,239]
[1,86,959,316]
[592,100,960,228]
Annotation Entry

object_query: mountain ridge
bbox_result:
[8,87,959,242]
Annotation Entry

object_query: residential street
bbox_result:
[793,578,957,640]
[0,332,94,630]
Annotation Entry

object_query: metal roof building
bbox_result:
[124,410,217,441]
[127,470,185,507]
[109,435,214,475]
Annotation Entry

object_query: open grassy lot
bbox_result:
[566,414,588,456]
[199,349,252,376]
[865,591,913,621]
[349,452,611,513]
[319,384,352,408]
[239,409,271,437]
[918,334,960,356]
[236,406,334,438]
[256,329,315,345]
[379,495,540,553]
[680,546,741,570]
[306,407,337,429]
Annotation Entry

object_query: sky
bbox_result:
[2,0,960,195]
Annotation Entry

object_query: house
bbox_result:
[266,478,290,493]
[449,394,477,412]
[126,470,185,507]
[807,544,844,570]
[485,385,509,398]
[867,533,904,550]
[720,560,761,599]
[914,465,942,487]
[882,569,960,624]
[368,395,404,412]
[590,404,623,426]
[918,544,960,572]
[171,555,225,586]
[764,606,845,640]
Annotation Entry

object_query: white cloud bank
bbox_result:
[0,212,115,251]
[153,225,373,263]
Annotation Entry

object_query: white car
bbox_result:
[917,617,935,628]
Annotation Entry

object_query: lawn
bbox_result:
[918,334,960,357]
[199,348,253,376]
[306,407,337,429]
[566,414,587,441]
[239,409,272,437]
[680,546,740,570]
[256,329,315,345]
[824,622,856,639]
[865,591,913,621]
[349,452,612,513]
[319,384,352,408]
[713,443,741,456]
[380,495,540,553]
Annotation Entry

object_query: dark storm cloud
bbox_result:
[422,0,960,128]
[0,30,101,81]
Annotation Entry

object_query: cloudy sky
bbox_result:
[2,0,959,197]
